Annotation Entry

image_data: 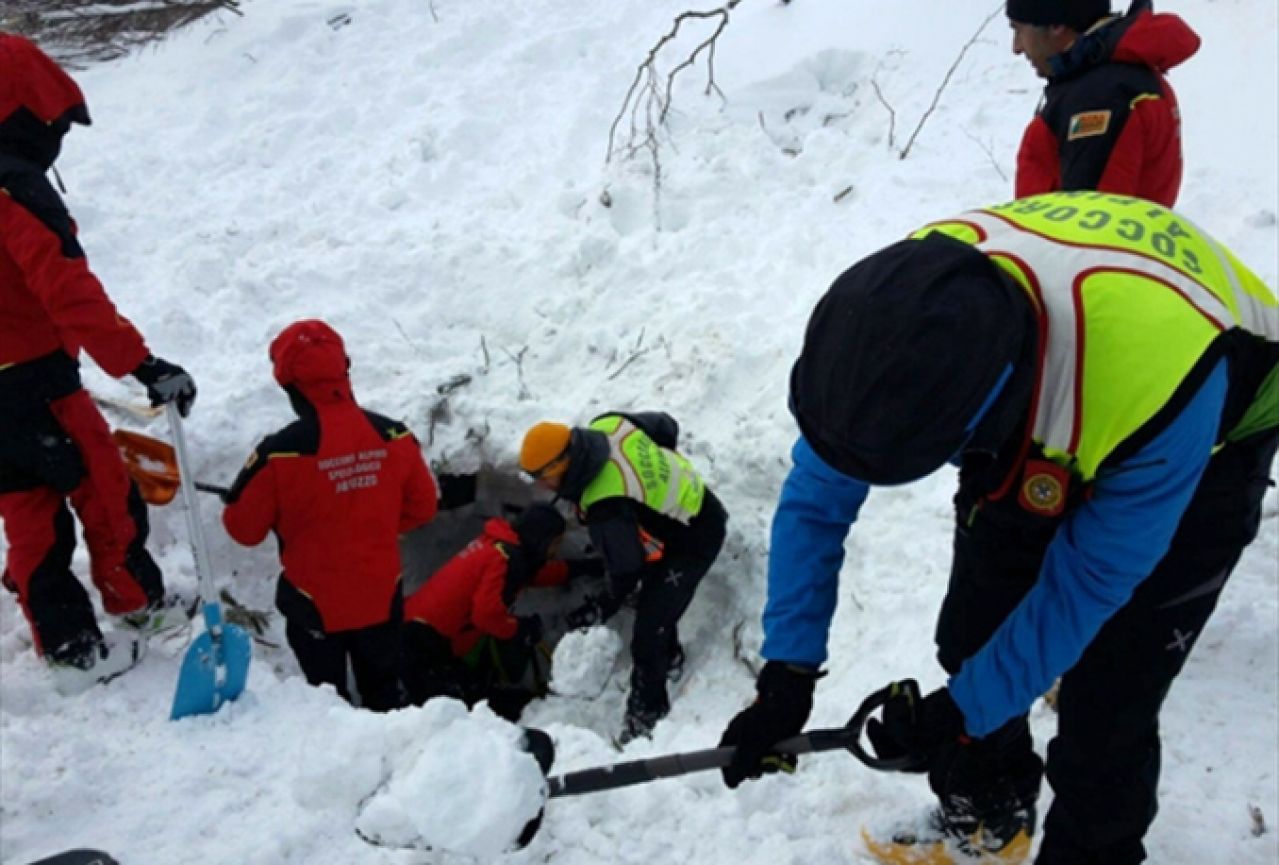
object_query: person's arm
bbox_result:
[948,361,1227,736]
[471,554,521,640]
[396,433,439,533]
[1014,115,1061,199]
[222,444,280,547]
[760,436,871,668]
[585,498,649,603]
[0,179,149,376]
[530,559,571,588]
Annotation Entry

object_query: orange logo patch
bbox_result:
[1067,110,1111,141]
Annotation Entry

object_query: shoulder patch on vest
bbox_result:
[1067,110,1112,141]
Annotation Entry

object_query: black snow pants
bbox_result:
[279,577,406,712]
[628,490,727,718]
[935,429,1278,865]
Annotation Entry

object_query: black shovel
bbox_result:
[514,684,911,848]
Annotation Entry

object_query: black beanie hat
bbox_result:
[513,503,567,557]
[1006,0,1110,30]
[789,233,1029,486]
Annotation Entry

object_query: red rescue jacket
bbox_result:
[223,321,438,632]
[1015,9,1200,207]
[405,518,569,657]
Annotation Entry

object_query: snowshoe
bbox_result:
[48,633,145,696]
[115,590,197,636]
[860,806,1033,865]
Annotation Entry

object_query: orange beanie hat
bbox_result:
[520,422,572,477]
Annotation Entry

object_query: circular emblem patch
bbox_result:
[1022,472,1064,513]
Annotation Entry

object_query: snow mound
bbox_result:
[550,626,624,698]
[352,699,546,858]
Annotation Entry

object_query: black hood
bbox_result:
[789,233,1031,486]
[557,427,610,504]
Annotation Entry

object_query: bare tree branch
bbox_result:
[870,76,897,151]
[899,3,1002,160]
[963,127,1009,181]
[4,0,241,68]
[606,328,655,381]
[502,345,531,400]
[605,0,745,219]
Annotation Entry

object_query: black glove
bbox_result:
[132,355,197,416]
[720,661,822,789]
[864,680,966,774]
[564,592,616,630]
[565,557,606,580]
[514,615,543,648]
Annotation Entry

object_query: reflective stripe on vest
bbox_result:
[916,192,1278,480]
[579,416,706,524]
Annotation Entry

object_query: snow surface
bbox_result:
[2,1,1276,863]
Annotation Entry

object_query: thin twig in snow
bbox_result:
[963,127,1009,181]
[899,3,1003,160]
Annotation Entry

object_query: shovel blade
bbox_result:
[170,622,252,720]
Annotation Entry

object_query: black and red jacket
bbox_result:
[1014,6,1200,207]
[1,34,148,392]
[405,518,570,657]
[223,321,439,633]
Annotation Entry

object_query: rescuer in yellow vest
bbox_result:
[520,412,728,744]
[718,191,1278,865]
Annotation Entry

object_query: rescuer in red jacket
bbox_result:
[222,320,438,711]
[1009,0,1200,207]
[402,503,602,719]
[0,34,197,694]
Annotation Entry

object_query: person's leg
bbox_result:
[626,538,718,735]
[632,492,727,709]
[349,618,407,712]
[52,390,162,614]
[401,621,466,704]
[285,620,352,703]
[934,490,1054,821]
[1038,431,1279,865]
[0,487,101,659]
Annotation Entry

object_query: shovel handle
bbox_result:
[196,482,230,498]
[167,404,219,632]
[546,686,908,798]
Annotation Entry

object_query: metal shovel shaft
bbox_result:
[545,686,913,799]
[167,404,220,633]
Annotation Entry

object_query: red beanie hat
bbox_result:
[269,320,349,387]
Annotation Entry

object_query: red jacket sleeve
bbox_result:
[396,435,439,533]
[530,560,570,588]
[222,452,279,547]
[0,194,149,377]
[470,554,520,640]
[1096,96,1181,207]
[1014,116,1061,199]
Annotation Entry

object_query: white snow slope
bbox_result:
[2,1,1276,863]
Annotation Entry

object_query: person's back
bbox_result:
[223,319,437,709]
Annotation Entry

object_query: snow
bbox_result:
[2,1,1276,863]
[549,627,624,699]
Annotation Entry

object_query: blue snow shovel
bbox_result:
[167,404,252,720]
